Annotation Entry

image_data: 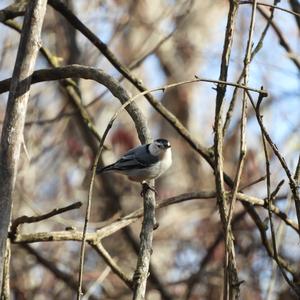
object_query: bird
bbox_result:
[97,138,172,183]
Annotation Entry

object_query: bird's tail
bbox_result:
[96,163,116,173]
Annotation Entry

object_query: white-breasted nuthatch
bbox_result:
[97,138,172,182]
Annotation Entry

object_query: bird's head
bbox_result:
[149,139,171,157]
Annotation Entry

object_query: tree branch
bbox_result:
[10,201,82,239]
[257,5,300,71]
[247,90,300,236]
[0,0,47,292]
[21,244,99,300]
[213,1,240,298]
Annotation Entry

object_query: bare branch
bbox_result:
[7,190,297,242]
[21,244,99,300]
[213,1,240,298]
[91,243,133,289]
[10,202,82,239]
[227,0,257,242]
[289,0,300,30]
[257,6,300,71]
[247,90,300,236]
[223,0,277,135]
[0,1,27,22]
[224,2,258,292]
[0,67,268,99]
[0,0,47,291]
[240,1,300,18]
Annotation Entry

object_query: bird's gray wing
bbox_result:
[96,156,138,173]
[97,144,159,173]
[113,144,159,170]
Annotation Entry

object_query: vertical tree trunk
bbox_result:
[0,0,47,292]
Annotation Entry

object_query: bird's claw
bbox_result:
[140,182,157,197]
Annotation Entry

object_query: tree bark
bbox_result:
[0,0,47,292]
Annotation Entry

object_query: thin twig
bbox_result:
[0,67,268,97]
[225,4,257,291]
[90,242,133,289]
[262,132,298,293]
[237,193,298,232]
[239,174,266,190]
[81,265,111,300]
[289,0,300,30]
[257,6,300,71]
[22,243,99,299]
[227,0,256,241]
[10,201,82,239]
[247,90,300,236]
[246,201,298,275]
[25,111,74,126]
[266,195,293,300]
[223,0,277,135]
[295,155,300,184]
[213,1,240,299]
[184,209,247,300]
[0,1,26,22]
[239,1,300,18]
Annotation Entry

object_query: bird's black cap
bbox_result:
[154,138,171,148]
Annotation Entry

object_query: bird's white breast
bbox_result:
[160,147,172,173]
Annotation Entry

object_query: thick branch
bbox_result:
[0,0,47,291]
[214,1,239,299]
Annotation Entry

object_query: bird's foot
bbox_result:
[140,182,157,197]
